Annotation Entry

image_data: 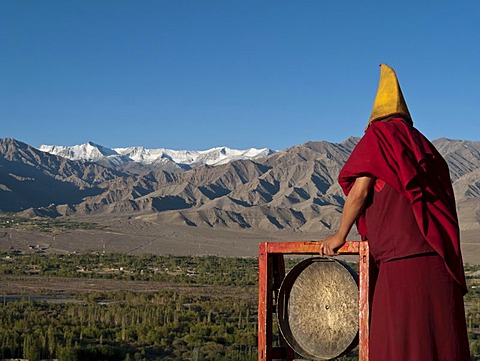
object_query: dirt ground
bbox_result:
[1,214,479,263]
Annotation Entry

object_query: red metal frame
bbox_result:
[258,241,370,361]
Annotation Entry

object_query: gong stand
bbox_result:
[258,241,370,361]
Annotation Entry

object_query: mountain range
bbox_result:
[1,137,479,238]
[39,142,275,173]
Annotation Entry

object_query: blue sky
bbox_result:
[1,1,479,150]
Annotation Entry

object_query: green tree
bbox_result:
[23,334,41,361]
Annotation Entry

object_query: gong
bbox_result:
[277,257,359,360]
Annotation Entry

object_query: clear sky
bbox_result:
[1,1,479,151]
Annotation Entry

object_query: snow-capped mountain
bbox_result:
[114,146,273,166]
[39,142,130,166]
[38,142,275,170]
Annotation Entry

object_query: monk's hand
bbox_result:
[320,233,346,256]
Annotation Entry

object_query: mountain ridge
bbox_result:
[1,137,479,235]
[39,142,276,172]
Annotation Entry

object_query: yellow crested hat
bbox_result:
[367,64,412,129]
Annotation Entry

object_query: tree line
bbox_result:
[0,253,259,286]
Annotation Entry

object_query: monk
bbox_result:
[320,64,470,360]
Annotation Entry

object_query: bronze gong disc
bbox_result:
[277,257,359,360]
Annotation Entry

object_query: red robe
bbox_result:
[338,118,470,360]
[338,118,467,293]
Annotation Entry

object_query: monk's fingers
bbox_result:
[320,243,334,257]
[325,246,338,257]
[319,243,325,256]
